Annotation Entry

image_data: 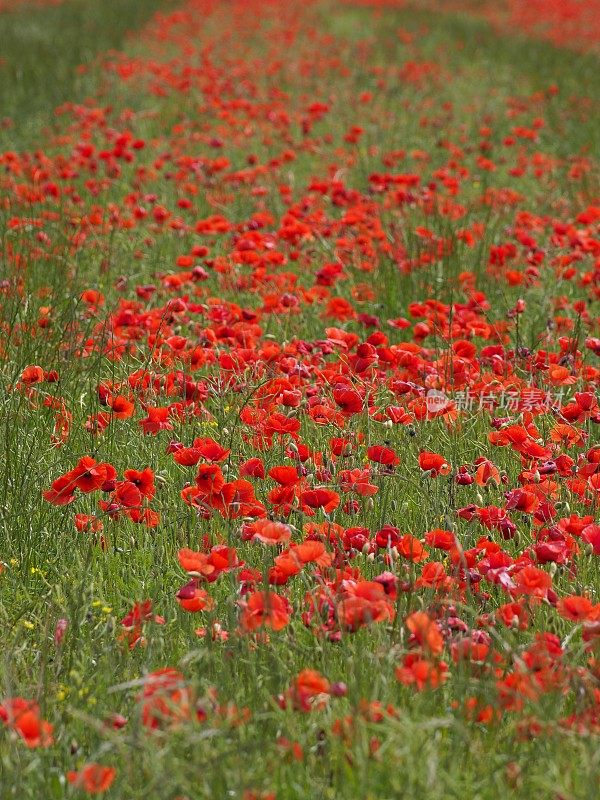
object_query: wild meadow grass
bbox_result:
[0,0,599,797]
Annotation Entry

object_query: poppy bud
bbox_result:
[105,713,127,730]
[456,472,474,485]
[191,266,209,281]
[499,519,517,540]
[506,762,522,789]
[54,618,68,646]
[330,682,347,697]
[177,580,198,601]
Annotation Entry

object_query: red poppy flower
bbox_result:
[424,529,455,551]
[139,669,191,730]
[300,488,340,514]
[240,457,266,478]
[582,524,600,554]
[66,764,116,794]
[367,445,400,467]
[193,437,230,462]
[513,565,552,598]
[557,595,594,622]
[249,519,292,545]
[268,466,300,486]
[288,540,333,568]
[139,406,174,435]
[395,654,449,691]
[42,473,77,506]
[113,481,142,509]
[336,581,395,631]
[194,463,225,495]
[210,479,266,519]
[280,669,331,712]
[239,591,292,633]
[333,387,363,415]
[176,580,214,612]
[406,611,444,655]
[19,365,45,385]
[178,548,216,579]
[107,394,135,419]
[124,467,155,499]
[70,457,113,494]
[418,451,451,476]
[0,698,53,748]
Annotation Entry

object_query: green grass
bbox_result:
[1,0,599,797]
[0,0,177,149]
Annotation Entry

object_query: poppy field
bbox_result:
[1,0,599,797]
